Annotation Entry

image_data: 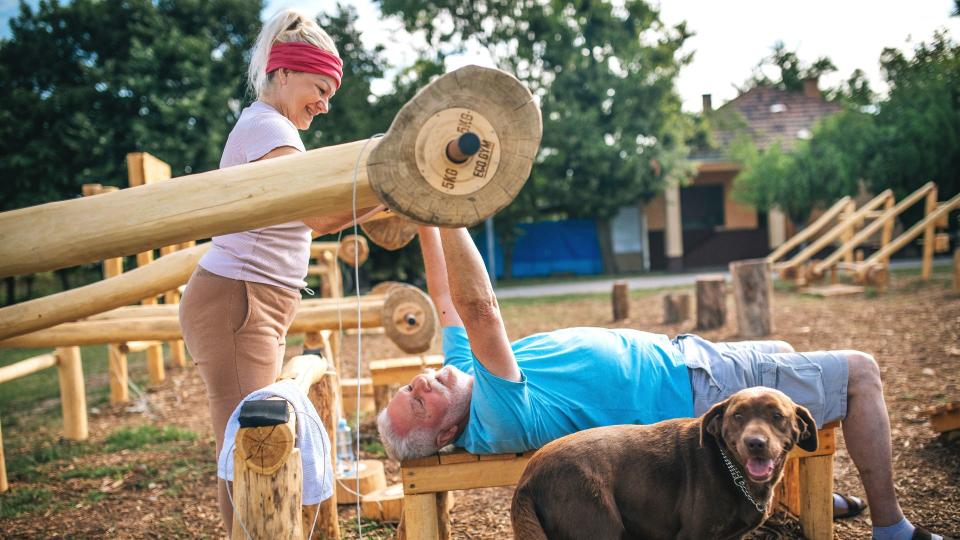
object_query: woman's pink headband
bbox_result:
[266,41,343,90]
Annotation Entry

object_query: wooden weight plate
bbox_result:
[381,285,437,354]
[236,423,294,475]
[370,281,406,295]
[361,215,419,251]
[366,65,542,227]
[338,234,369,266]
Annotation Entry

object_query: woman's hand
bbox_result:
[304,204,387,235]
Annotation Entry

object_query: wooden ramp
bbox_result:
[801,284,865,297]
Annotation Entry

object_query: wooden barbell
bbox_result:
[0,66,541,278]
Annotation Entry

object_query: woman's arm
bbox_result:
[253,146,385,234]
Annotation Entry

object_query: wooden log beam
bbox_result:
[0,287,437,353]
[0,243,208,342]
[0,66,541,278]
[0,352,57,384]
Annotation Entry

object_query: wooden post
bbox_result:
[922,186,938,279]
[0,417,7,492]
[404,493,440,540]
[306,373,340,540]
[839,200,856,264]
[799,455,834,540]
[128,153,169,387]
[662,293,690,324]
[232,445,304,539]
[160,245,186,368]
[695,275,726,330]
[55,346,88,440]
[83,184,132,403]
[879,195,896,266]
[953,249,960,294]
[611,281,629,322]
[729,259,773,338]
[108,344,129,404]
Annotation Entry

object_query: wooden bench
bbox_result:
[400,422,839,540]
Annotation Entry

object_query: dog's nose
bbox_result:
[745,436,767,452]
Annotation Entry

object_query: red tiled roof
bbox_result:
[694,85,842,160]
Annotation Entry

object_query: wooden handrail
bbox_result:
[767,196,852,264]
[812,182,936,276]
[857,193,960,273]
[778,190,893,272]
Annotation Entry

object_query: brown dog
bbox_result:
[511,387,818,540]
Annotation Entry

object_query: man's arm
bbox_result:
[437,227,521,382]
[418,226,463,327]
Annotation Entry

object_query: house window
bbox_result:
[681,184,725,230]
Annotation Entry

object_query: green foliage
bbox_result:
[864,32,960,204]
[743,41,836,92]
[0,0,264,211]
[377,0,694,251]
[732,109,876,223]
[104,425,196,451]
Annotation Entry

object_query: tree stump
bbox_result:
[662,293,690,324]
[612,281,629,322]
[730,259,773,338]
[696,275,726,330]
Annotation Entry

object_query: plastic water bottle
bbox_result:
[336,418,356,476]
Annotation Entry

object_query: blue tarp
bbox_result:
[475,219,603,278]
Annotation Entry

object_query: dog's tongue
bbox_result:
[746,458,774,479]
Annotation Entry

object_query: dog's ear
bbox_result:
[793,404,818,452]
[699,400,727,447]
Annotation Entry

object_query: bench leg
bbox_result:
[799,454,834,540]
[403,493,439,540]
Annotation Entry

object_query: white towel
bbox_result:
[218,379,333,504]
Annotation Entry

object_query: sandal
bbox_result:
[833,492,868,520]
[911,526,957,540]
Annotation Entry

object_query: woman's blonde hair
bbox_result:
[247,9,340,99]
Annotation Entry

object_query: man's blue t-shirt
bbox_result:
[443,326,694,454]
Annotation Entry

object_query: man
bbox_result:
[377,226,949,540]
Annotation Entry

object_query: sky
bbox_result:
[2,0,959,111]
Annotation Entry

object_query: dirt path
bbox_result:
[1,272,957,538]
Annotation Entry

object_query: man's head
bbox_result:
[377,365,473,461]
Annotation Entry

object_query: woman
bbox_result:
[178,9,380,533]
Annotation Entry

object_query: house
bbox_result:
[614,77,843,271]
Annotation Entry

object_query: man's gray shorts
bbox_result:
[674,334,848,427]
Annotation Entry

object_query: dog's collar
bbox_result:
[717,445,765,514]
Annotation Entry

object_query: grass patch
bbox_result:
[0,487,55,518]
[499,284,684,307]
[6,440,92,483]
[339,515,396,539]
[104,425,197,451]
[0,344,157,415]
[360,439,387,459]
[61,464,133,480]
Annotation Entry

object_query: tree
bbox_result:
[743,40,836,93]
[0,0,264,213]
[732,109,876,224]
[376,0,694,273]
[864,32,959,205]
